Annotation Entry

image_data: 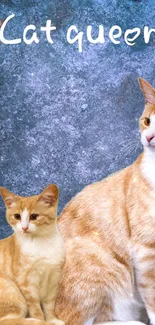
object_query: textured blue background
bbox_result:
[0,0,155,238]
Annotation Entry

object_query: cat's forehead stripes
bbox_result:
[19,196,39,209]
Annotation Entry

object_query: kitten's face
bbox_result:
[139,78,155,149]
[0,184,59,236]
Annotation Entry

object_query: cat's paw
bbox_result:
[126,321,146,325]
[48,318,65,325]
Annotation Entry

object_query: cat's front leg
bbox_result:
[21,286,44,321]
[27,299,45,321]
[42,268,65,325]
[134,246,155,325]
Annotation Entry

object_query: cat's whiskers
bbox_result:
[119,136,142,157]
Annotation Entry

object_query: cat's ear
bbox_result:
[38,184,59,206]
[0,187,18,208]
[139,77,155,105]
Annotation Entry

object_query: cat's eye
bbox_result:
[14,214,21,220]
[30,214,39,221]
[144,117,150,126]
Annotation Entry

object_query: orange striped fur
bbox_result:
[0,185,65,325]
[55,78,155,325]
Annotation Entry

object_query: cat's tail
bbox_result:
[0,318,49,325]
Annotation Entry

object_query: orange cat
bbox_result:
[55,78,155,325]
[0,185,65,325]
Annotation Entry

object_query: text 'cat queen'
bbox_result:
[1,14,155,52]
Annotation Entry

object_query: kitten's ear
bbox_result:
[38,184,59,206]
[138,77,155,105]
[0,187,17,208]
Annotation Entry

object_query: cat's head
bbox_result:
[139,78,155,149]
[0,184,59,237]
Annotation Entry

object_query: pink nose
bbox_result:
[146,135,154,143]
[22,226,28,232]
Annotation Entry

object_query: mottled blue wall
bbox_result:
[0,0,155,238]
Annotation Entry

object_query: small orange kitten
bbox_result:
[0,184,65,325]
[55,78,155,325]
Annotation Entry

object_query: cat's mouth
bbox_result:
[22,230,31,234]
[147,140,155,148]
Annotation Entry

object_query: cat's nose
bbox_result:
[22,226,28,232]
[146,135,155,143]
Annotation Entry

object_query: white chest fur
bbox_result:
[18,232,65,265]
[16,232,65,301]
[141,148,155,190]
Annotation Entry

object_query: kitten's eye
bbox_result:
[14,214,21,220]
[30,214,39,221]
[144,117,151,126]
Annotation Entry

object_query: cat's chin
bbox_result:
[142,139,155,150]
[144,143,155,150]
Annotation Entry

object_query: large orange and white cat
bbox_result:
[0,184,65,325]
[55,78,155,325]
